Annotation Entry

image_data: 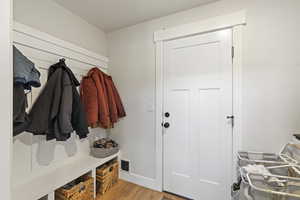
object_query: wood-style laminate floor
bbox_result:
[97,180,186,200]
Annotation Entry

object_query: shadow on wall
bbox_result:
[14,132,78,166]
[33,135,78,166]
[13,128,106,166]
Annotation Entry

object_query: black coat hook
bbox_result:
[59,58,66,63]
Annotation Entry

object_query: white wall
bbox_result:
[108,0,300,183]
[13,0,107,56]
[0,0,12,199]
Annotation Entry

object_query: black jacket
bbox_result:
[26,61,89,141]
[13,83,29,136]
[48,61,89,139]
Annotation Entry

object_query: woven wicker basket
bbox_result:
[96,161,119,195]
[56,175,94,200]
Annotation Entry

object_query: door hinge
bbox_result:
[232,46,235,59]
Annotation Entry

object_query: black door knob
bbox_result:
[165,112,170,117]
[163,122,170,128]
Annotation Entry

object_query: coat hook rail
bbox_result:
[13,41,107,71]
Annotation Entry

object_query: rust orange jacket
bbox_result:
[80,68,126,128]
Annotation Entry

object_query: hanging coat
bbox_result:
[13,84,29,136]
[13,46,41,136]
[48,61,89,139]
[26,61,89,141]
[81,68,111,128]
[80,76,99,127]
[26,68,73,140]
[13,46,41,90]
[80,67,126,129]
[104,74,126,125]
[105,75,126,119]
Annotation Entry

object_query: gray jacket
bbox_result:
[26,68,74,141]
[13,46,41,90]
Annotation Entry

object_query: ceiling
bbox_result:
[53,0,219,32]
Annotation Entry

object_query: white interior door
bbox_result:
[163,29,233,200]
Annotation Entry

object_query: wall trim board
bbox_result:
[0,0,12,199]
[120,171,159,191]
[154,41,164,192]
[154,10,246,42]
[13,21,109,70]
[154,12,246,192]
[232,25,244,182]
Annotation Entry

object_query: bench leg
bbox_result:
[92,168,97,199]
[48,191,55,200]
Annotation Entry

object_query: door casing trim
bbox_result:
[154,11,246,193]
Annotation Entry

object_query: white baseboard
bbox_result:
[120,171,160,191]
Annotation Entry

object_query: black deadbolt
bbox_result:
[163,122,170,128]
[165,112,170,117]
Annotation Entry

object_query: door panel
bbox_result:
[197,88,222,183]
[163,29,233,200]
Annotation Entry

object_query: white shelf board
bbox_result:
[12,152,119,200]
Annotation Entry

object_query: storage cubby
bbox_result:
[96,158,119,196]
[55,172,94,200]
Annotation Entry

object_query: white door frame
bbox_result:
[154,10,246,192]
